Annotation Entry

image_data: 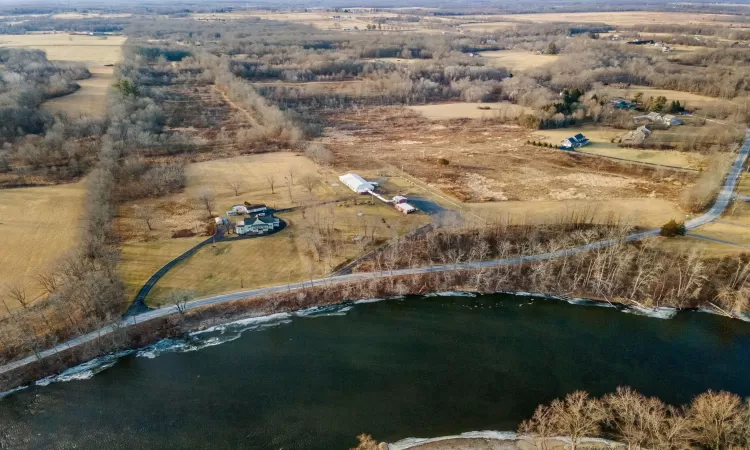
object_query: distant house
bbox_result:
[612,98,635,110]
[662,114,683,126]
[622,125,652,145]
[561,133,591,149]
[627,39,655,45]
[636,112,682,127]
[235,215,280,236]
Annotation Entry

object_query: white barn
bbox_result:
[339,173,375,194]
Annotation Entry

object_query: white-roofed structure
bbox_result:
[395,203,417,214]
[339,173,375,194]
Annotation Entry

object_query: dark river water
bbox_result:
[2,293,750,449]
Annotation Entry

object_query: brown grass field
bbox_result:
[458,22,519,32]
[43,66,114,117]
[0,34,126,66]
[602,85,730,110]
[463,11,748,27]
[326,107,694,204]
[530,126,708,169]
[408,102,531,120]
[5,33,125,117]
[0,181,86,306]
[192,11,403,31]
[479,50,560,71]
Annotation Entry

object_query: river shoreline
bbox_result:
[1,281,746,396]
[388,431,621,449]
[3,291,750,448]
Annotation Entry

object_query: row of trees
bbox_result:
[360,219,750,316]
[521,387,750,450]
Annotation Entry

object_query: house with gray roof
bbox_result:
[635,112,683,127]
[235,215,280,236]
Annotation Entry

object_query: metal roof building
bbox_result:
[339,173,375,194]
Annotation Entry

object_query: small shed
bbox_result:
[392,195,408,204]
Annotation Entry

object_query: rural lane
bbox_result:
[0,130,748,378]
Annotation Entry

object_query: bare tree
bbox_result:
[287,167,296,187]
[169,290,194,316]
[687,390,744,450]
[548,391,605,450]
[603,386,661,450]
[37,272,58,295]
[519,403,555,450]
[134,205,156,231]
[301,175,317,200]
[6,284,29,309]
[197,188,216,218]
[265,174,276,194]
[228,179,243,196]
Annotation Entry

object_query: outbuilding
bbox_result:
[245,204,268,214]
[395,203,417,214]
[339,173,375,194]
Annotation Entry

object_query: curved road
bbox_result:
[1,130,748,377]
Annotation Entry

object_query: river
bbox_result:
[1,294,750,449]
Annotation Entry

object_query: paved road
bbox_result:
[1,130,748,378]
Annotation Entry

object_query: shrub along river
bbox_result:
[2,294,750,449]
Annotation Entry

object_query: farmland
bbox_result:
[1,33,125,118]
[116,152,431,305]
[601,85,731,111]
[0,181,86,308]
[479,50,560,71]
[325,107,693,206]
[408,102,530,120]
[463,11,748,27]
[0,34,125,66]
[43,65,114,116]
[530,126,708,169]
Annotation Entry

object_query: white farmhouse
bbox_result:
[339,173,375,194]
